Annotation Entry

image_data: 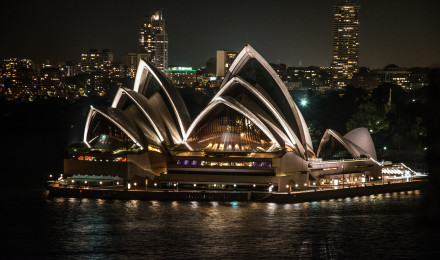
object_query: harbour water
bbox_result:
[4,186,440,258]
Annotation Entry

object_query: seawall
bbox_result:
[47,181,426,203]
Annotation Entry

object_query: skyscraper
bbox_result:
[139,10,168,71]
[331,0,360,88]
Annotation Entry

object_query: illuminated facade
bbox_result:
[0,58,36,100]
[331,0,360,87]
[216,50,238,77]
[139,10,168,71]
[39,66,63,97]
[165,67,197,87]
[80,49,114,72]
[65,45,380,191]
[377,64,410,89]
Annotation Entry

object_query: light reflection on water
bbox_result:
[4,190,439,258]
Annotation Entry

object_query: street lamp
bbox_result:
[300,99,308,107]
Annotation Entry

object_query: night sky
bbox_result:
[1,0,439,69]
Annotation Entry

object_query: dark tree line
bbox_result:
[292,84,428,165]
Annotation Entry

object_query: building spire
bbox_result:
[387,87,392,107]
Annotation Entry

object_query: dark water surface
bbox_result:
[3,188,440,259]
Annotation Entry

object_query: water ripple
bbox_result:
[4,190,439,258]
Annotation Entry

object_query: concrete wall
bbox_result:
[277,174,310,192]
[272,151,309,192]
[272,151,308,175]
[127,151,168,176]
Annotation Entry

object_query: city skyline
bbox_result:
[1,0,439,69]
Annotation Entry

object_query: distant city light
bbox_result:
[300,99,308,106]
[165,67,195,72]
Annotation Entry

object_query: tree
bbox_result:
[346,102,389,133]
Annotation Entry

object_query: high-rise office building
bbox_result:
[216,50,238,77]
[331,0,360,87]
[80,49,114,72]
[79,49,115,96]
[139,10,168,71]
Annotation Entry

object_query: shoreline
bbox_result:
[47,181,426,203]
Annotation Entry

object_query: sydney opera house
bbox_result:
[64,45,381,192]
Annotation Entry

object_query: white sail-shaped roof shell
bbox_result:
[316,128,377,160]
[84,58,192,151]
[122,58,191,143]
[220,45,313,157]
[183,45,313,158]
[82,45,316,159]
[83,107,147,149]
